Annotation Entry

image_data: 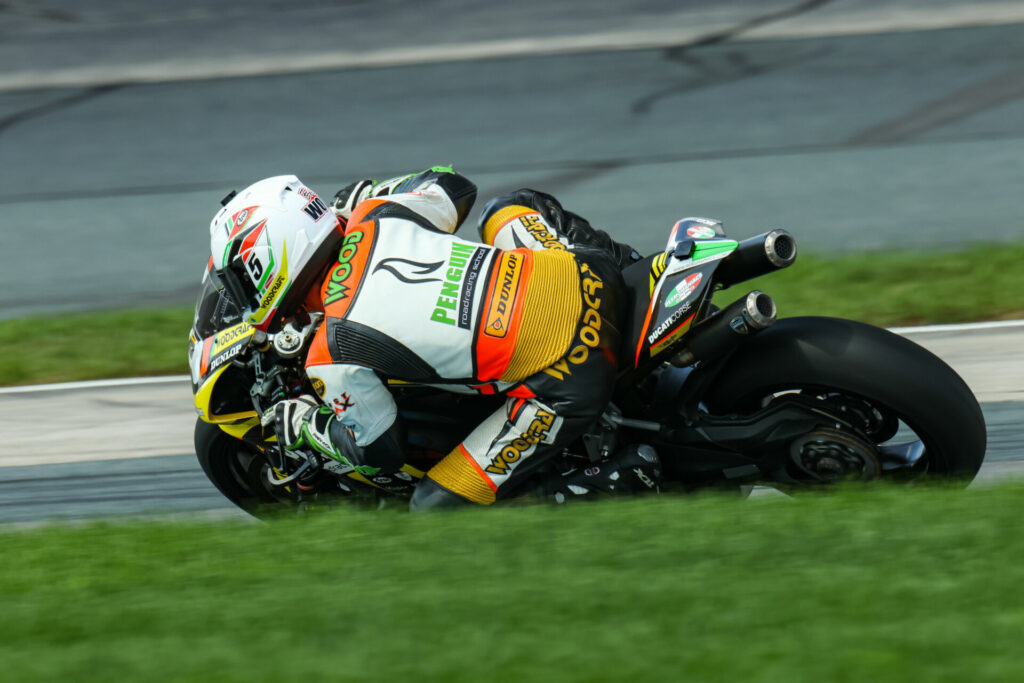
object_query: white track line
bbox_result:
[0,375,189,395]
[888,320,1024,334]
[2,319,1021,396]
[6,6,1024,92]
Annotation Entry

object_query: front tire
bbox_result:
[705,317,986,481]
[194,418,278,514]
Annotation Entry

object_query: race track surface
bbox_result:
[2,1,1023,317]
[1,2,1021,521]
[1,324,1020,524]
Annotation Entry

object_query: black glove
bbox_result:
[332,173,421,222]
[263,396,375,475]
[332,180,376,221]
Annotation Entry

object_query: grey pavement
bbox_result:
[4,1,1023,90]
[1,1,1023,521]
[1,2,1024,317]
[0,324,1020,522]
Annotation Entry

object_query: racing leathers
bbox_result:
[285,168,648,508]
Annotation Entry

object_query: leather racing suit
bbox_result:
[302,169,634,508]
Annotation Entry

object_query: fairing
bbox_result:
[632,218,739,366]
[189,265,258,423]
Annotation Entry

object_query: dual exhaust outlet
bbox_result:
[671,291,776,367]
[669,229,795,367]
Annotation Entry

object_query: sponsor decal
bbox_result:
[519,214,565,250]
[430,242,480,326]
[259,272,287,309]
[458,247,488,329]
[332,393,355,414]
[543,262,603,381]
[633,467,657,489]
[648,304,692,345]
[483,252,523,338]
[668,217,720,249]
[213,323,252,349]
[208,342,244,373]
[665,272,702,307]
[324,231,363,306]
[248,243,290,324]
[322,460,355,476]
[307,427,335,455]
[310,377,326,398]
[485,410,555,476]
[364,474,417,494]
[686,225,717,239]
[298,188,329,221]
[373,257,443,284]
[228,206,259,238]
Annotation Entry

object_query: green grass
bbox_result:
[3,484,1024,681]
[2,243,1023,387]
[0,307,192,386]
[723,242,1024,327]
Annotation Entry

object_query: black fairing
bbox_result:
[619,254,657,371]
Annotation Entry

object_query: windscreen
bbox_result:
[192,266,243,340]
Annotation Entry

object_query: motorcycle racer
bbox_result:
[207,167,660,510]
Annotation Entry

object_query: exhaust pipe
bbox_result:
[671,291,776,367]
[714,229,797,289]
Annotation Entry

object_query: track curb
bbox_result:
[2,319,1021,395]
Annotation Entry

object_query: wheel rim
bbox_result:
[751,387,936,482]
[789,429,880,483]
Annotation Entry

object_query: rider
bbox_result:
[208,167,661,510]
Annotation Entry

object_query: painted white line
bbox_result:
[0,375,189,396]
[5,6,1024,92]
[2,319,1021,395]
[0,29,709,92]
[889,320,1024,335]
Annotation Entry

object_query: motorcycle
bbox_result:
[188,217,987,515]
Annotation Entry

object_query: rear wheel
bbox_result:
[705,317,986,482]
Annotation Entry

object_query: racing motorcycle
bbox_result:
[189,218,987,515]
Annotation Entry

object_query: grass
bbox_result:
[3,484,1024,681]
[0,307,192,386]
[723,242,1024,327]
[2,243,1023,387]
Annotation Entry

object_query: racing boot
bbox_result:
[540,444,662,503]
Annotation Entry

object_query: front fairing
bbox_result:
[188,265,258,423]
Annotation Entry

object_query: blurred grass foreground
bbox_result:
[3,483,1024,681]
[2,243,1024,386]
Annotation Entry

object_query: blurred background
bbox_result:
[1,0,1023,318]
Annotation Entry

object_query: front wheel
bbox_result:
[704,317,987,482]
[194,418,281,514]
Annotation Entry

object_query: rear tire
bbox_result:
[705,317,986,481]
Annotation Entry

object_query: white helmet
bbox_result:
[209,175,342,331]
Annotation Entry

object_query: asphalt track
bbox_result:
[2,1,1024,317]
[1,2,1022,522]
[1,323,1021,524]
